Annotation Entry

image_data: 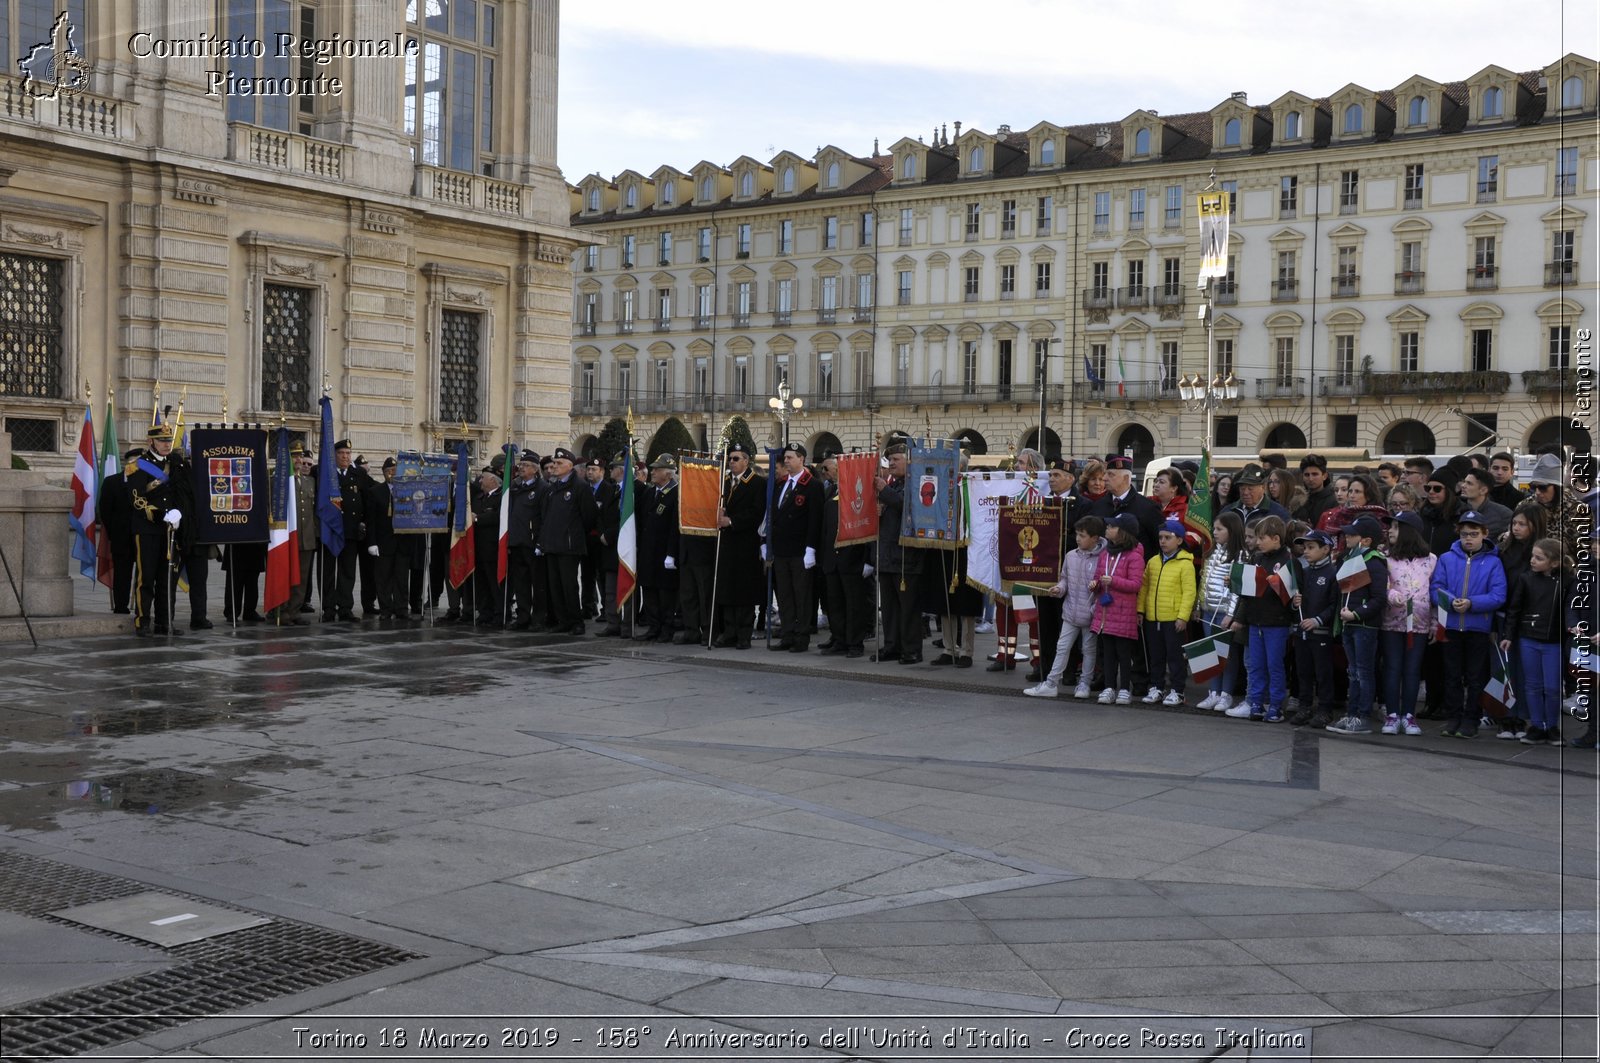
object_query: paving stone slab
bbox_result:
[364,881,688,952]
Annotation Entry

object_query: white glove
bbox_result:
[803,547,816,570]
[760,544,768,562]
[534,547,543,556]
[664,555,676,570]
[367,545,379,556]
[163,509,181,528]
[863,563,875,579]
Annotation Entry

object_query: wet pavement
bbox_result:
[0,608,1596,1060]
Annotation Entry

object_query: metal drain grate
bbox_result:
[0,854,420,1061]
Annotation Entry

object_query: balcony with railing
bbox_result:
[1118,284,1149,310]
[1212,281,1238,305]
[817,308,837,324]
[414,165,528,217]
[1316,370,1512,397]
[1152,283,1185,308]
[1546,261,1577,286]
[1467,265,1498,290]
[1,73,132,141]
[1081,288,1114,310]
[228,124,346,179]
[694,315,712,330]
[1522,369,1565,394]
[653,318,671,333]
[772,310,792,326]
[1271,279,1299,302]
[1333,272,1360,298]
[853,307,874,323]
[578,320,597,336]
[1256,376,1306,400]
[617,320,635,335]
[1395,271,1425,294]
[572,384,1071,417]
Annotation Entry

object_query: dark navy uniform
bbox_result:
[713,445,766,648]
[320,440,367,620]
[127,425,194,635]
[769,446,823,652]
[534,448,600,634]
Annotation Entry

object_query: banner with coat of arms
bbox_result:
[899,437,962,550]
[997,500,1066,591]
[834,452,880,546]
[392,450,453,534]
[188,426,270,544]
[964,470,1049,598]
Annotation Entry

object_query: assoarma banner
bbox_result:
[392,450,452,534]
[997,500,1065,591]
[899,438,961,550]
[679,457,721,537]
[964,471,1049,598]
[189,427,269,544]
[835,452,880,547]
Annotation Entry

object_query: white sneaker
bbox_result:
[1023,682,1059,698]
[1197,692,1220,710]
[1142,688,1164,704]
[1073,682,1091,699]
[1402,713,1422,736]
[1162,690,1184,707]
[1115,689,1133,705]
[1381,713,1400,735]
[1213,694,1232,713]
[975,621,995,634]
[1013,650,1030,662]
[1097,688,1115,705]
[1224,703,1255,719]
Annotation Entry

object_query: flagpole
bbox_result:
[706,444,730,651]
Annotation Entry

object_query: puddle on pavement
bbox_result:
[0,767,268,832]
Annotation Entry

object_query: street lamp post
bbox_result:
[767,379,803,446]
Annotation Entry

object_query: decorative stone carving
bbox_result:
[268,256,317,279]
[361,207,402,235]
[2,224,64,248]
[174,177,223,206]
[1086,308,1111,325]
[446,287,486,306]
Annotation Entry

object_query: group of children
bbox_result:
[1023,499,1584,745]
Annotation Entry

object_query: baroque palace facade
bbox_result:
[1,0,581,471]
[568,53,1596,467]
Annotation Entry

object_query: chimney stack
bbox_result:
[1094,128,1111,148]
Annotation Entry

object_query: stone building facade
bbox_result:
[567,54,1596,467]
[1,0,581,471]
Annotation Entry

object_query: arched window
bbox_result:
[660,182,674,206]
[1284,110,1301,139]
[739,171,753,197]
[781,167,794,193]
[586,188,599,212]
[1563,75,1584,109]
[901,155,916,180]
[1223,117,1241,147]
[1343,103,1363,133]
[1039,138,1055,165]
[700,176,713,201]
[826,161,839,187]
[1481,86,1502,118]
[625,185,637,208]
[969,146,984,172]
[1408,95,1429,126]
[1134,129,1151,156]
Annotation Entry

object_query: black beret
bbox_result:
[333,439,353,451]
[552,447,576,462]
[782,442,807,458]
[726,442,751,456]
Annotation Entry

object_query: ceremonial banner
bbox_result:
[899,437,962,550]
[1197,191,1230,283]
[678,456,722,537]
[263,425,301,613]
[188,427,269,544]
[447,443,475,589]
[964,470,1049,597]
[616,449,638,607]
[316,396,344,556]
[997,500,1065,591]
[69,402,97,580]
[1183,448,1214,554]
[391,450,452,534]
[834,452,880,547]
[94,396,119,589]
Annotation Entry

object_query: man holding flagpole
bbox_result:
[316,396,366,622]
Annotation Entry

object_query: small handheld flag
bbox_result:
[1335,553,1371,594]
[1184,631,1231,683]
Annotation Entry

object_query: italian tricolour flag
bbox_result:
[616,451,637,608]
[1183,632,1231,683]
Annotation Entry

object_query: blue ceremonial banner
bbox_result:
[900,437,962,550]
[392,450,452,534]
[316,395,343,556]
[187,426,269,544]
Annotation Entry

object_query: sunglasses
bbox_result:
[1425,485,1446,493]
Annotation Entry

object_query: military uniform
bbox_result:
[320,440,367,620]
[769,444,824,652]
[713,444,766,648]
[127,424,194,635]
[583,458,617,621]
[819,476,875,658]
[506,453,543,628]
[98,450,140,614]
[472,462,506,624]
[534,447,600,634]
[597,457,626,634]
[876,457,925,663]
[632,455,679,641]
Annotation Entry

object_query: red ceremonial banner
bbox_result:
[834,452,880,547]
[996,501,1065,591]
[679,457,722,537]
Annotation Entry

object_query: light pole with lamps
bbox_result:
[768,379,803,446]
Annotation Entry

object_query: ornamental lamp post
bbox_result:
[767,379,803,446]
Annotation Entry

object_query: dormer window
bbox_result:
[901,155,916,180]
[781,167,795,193]
[739,172,753,197]
[1133,129,1150,156]
[1343,103,1363,133]
[625,185,638,209]
[1407,95,1429,126]
[969,146,984,173]
[586,188,600,212]
[1563,76,1584,109]
[1223,118,1241,147]
[661,183,674,206]
[826,161,839,188]
[1481,86,1502,118]
[1040,138,1055,165]
[1284,111,1300,139]
[700,176,713,201]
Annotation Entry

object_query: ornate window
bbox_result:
[1407,95,1429,126]
[1039,138,1055,165]
[1481,86,1502,118]
[260,284,314,413]
[1284,111,1301,139]
[1223,118,1241,147]
[405,0,500,172]
[438,308,482,423]
[0,252,65,400]
[1342,103,1363,133]
[224,1,321,131]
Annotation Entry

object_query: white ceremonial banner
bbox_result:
[1196,191,1230,284]
[963,471,1049,598]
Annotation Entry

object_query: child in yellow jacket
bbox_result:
[1138,518,1198,706]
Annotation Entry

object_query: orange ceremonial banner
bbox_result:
[679,457,721,537]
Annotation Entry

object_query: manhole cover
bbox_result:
[51,891,271,947]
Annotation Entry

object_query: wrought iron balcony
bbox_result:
[1118,285,1149,309]
[1546,261,1578,286]
[1315,370,1512,398]
[1467,266,1498,290]
[1333,273,1360,298]
[572,384,1071,417]
[772,310,792,326]
[694,315,712,330]
[1394,271,1425,294]
[1271,279,1299,302]
[1152,283,1185,307]
[1212,281,1238,305]
[1256,376,1306,400]
[817,308,837,324]
[1081,288,1114,310]
[578,321,597,336]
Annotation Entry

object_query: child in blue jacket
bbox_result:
[1429,510,1508,738]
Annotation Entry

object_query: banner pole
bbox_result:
[706,448,730,650]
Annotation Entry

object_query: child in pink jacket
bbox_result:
[1090,513,1146,705]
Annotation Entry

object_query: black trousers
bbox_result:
[375,548,408,616]
[1036,596,1064,675]
[223,544,265,619]
[507,544,537,624]
[679,559,714,636]
[1441,629,1493,731]
[641,574,678,636]
[358,546,378,612]
[321,545,357,617]
[582,540,602,616]
[1293,630,1337,713]
[878,570,922,659]
[111,540,135,612]
[133,530,172,630]
[771,556,813,649]
[548,552,584,629]
[184,547,210,623]
[720,604,754,647]
[824,567,871,649]
[1144,618,1187,693]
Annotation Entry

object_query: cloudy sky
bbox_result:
[558,0,1596,181]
